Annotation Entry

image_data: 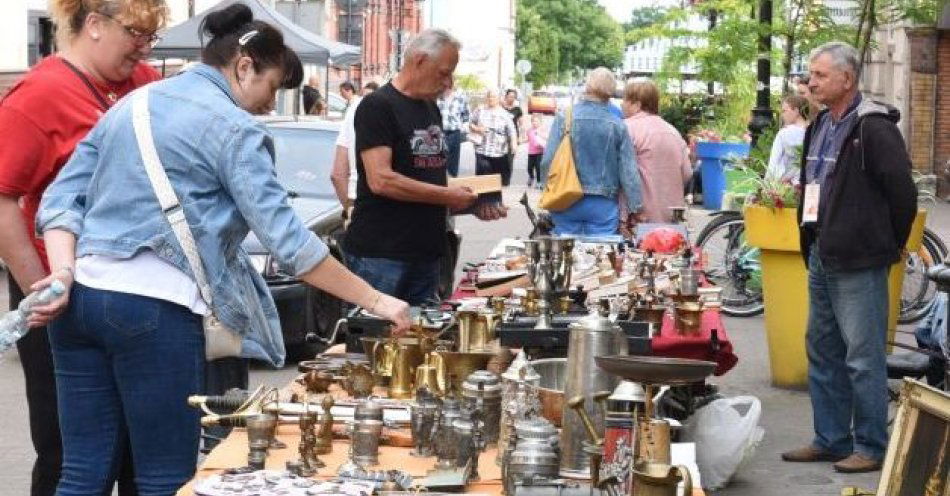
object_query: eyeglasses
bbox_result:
[97,12,162,47]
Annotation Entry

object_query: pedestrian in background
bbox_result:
[331,81,364,210]
[362,81,379,96]
[0,0,166,493]
[32,5,410,493]
[782,41,916,474]
[620,80,691,228]
[302,74,324,114]
[437,83,470,177]
[540,68,642,236]
[470,89,517,185]
[525,114,546,188]
[766,94,808,182]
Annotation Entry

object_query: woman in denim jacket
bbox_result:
[29,5,410,494]
[539,68,642,236]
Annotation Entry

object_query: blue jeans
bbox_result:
[444,130,462,177]
[345,254,441,306]
[550,195,619,236]
[49,284,205,496]
[806,248,889,460]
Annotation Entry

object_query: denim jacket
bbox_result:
[36,64,329,367]
[540,99,642,212]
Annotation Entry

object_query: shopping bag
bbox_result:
[539,107,582,211]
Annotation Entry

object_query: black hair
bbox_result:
[200,3,302,89]
[363,81,379,91]
[505,88,518,98]
[339,81,356,93]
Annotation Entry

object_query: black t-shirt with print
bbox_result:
[346,82,447,262]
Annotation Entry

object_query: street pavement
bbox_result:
[0,142,947,494]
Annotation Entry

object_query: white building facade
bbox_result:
[422,0,515,91]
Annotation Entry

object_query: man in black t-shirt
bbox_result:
[344,29,505,305]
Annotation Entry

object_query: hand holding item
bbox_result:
[446,185,478,212]
[27,267,74,328]
[370,291,410,336]
[474,202,509,221]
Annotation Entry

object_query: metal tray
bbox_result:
[595,355,716,385]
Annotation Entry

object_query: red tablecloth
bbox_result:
[652,310,738,376]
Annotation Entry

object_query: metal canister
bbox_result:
[453,409,486,480]
[504,418,560,495]
[559,300,628,478]
[434,396,463,469]
[462,370,502,444]
[352,399,384,467]
[410,393,440,457]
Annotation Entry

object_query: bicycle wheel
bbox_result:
[898,229,945,324]
[695,215,764,317]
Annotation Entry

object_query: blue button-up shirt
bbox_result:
[36,64,329,367]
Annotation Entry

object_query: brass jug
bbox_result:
[361,337,393,380]
[383,338,424,399]
[675,302,702,335]
[414,352,442,396]
[457,308,499,353]
[636,418,671,464]
[631,462,692,496]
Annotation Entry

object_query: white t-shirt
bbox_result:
[767,125,806,181]
[75,251,209,315]
[335,97,362,199]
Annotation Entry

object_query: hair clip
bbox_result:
[238,30,259,46]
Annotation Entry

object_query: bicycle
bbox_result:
[695,185,946,321]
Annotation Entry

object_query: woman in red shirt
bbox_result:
[0,1,166,494]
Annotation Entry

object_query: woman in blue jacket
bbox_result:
[540,68,642,236]
[29,4,409,494]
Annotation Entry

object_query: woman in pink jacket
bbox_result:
[620,80,692,228]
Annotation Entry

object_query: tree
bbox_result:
[624,6,668,31]
[516,0,625,84]
[516,2,560,86]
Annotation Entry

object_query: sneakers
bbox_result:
[833,453,882,473]
[781,445,849,463]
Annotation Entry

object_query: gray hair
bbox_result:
[809,41,861,78]
[403,28,461,65]
[584,67,617,102]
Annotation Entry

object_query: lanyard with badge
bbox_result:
[802,122,837,225]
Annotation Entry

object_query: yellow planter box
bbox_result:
[743,206,927,388]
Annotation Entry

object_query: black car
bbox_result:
[245,116,460,362]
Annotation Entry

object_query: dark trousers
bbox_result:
[444,130,462,177]
[476,153,512,186]
[527,153,542,182]
[8,275,137,496]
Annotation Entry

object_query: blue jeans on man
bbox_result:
[549,195,619,237]
[806,247,889,461]
[345,253,441,306]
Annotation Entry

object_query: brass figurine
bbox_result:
[315,395,334,455]
[297,407,324,475]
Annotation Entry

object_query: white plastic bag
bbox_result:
[682,396,765,490]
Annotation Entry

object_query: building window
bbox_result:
[28,11,54,66]
[337,13,364,46]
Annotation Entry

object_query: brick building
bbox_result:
[863,6,950,197]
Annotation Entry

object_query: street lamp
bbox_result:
[748,0,774,146]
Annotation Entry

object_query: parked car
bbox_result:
[247,116,461,361]
[528,90,557,114]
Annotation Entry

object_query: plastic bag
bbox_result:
[682,396,764,490]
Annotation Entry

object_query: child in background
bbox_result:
[526,114,547,187]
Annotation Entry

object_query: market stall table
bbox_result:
[178,378,708,496]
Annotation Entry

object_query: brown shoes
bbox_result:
[833,453,883,473]
[781,445,849,463]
